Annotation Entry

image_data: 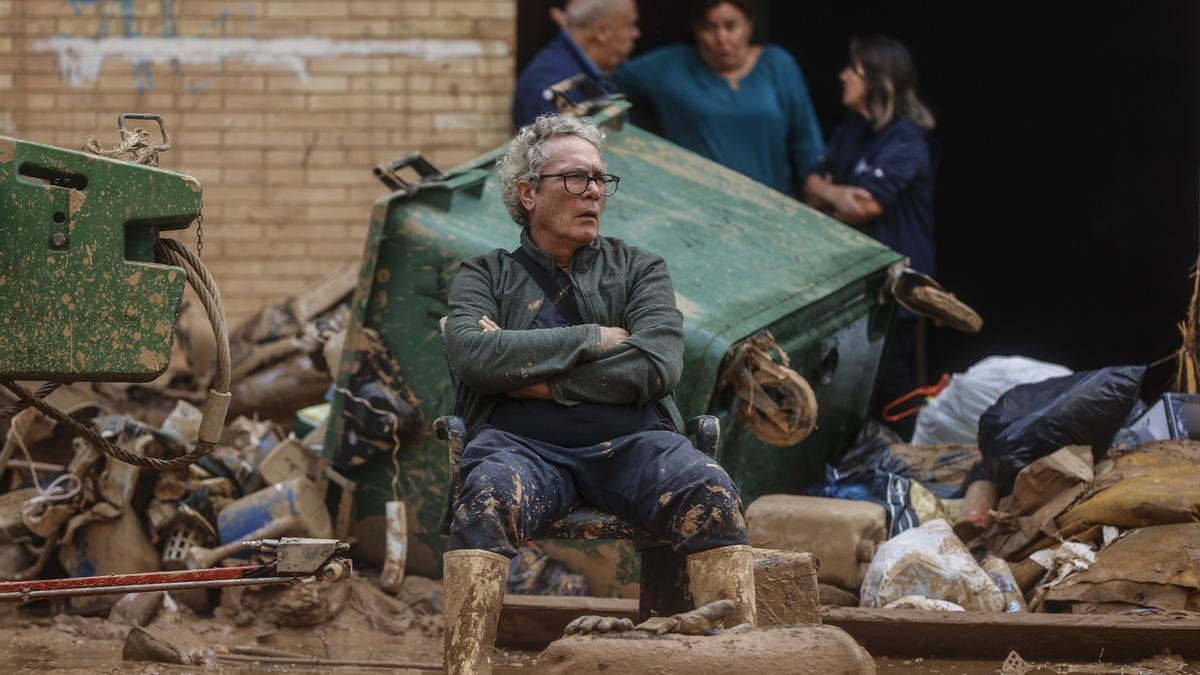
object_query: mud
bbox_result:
[444,548,509,674]
[0,597,1197,673]
[222,574,351,627]
[0,573,468,674]
[536,625,876,675]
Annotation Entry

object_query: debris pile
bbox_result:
[752,357,1200,618]
[0,264,440,663]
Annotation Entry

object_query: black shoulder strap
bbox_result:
[509,246,583,325]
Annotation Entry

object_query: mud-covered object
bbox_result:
[746,495,884,592]
[982,446,1093,560]
[860,518,1005,612]
[1045,523,1200,613]
[1056,440,1200,539]
[508,544,587,596]
[752,548,822,625]
[334,328,421,471]
[536,625,877,675]
[718,331,818,447]
[978,365,1145,494]
[840,421,981,499]
[220,575,350,627]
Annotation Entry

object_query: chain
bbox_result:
[195,197,205,258]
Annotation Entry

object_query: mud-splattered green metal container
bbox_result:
[325,104,904,584]
[0,134,199,382]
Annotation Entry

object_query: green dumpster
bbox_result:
[324,103,904,580]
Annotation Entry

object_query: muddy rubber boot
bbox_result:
[443,549,509,675]
[686,544,757,629]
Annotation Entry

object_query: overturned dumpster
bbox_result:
[324,103,905,577]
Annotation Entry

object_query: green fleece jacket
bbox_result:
[445,228,686,437]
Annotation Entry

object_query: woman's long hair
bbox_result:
[850,35,935,131]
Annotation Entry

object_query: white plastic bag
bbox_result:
[912,356,1072,446]
[859,519,1005,611]
[882,595,965,611]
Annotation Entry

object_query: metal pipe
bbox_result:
[0,564,263,594]
[0,574,306,602]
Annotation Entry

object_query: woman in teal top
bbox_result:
[612,0,824,197]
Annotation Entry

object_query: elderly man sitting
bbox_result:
[441,114,755,674]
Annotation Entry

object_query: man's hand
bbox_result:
[482,315,627,351]
[600,326,630,351]
[476,315,621,398]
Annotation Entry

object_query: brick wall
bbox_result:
[1,0,515,322]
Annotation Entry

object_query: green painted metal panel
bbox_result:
[0,136,199,381]
[325,104,904,576]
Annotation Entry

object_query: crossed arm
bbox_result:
[803,173,883,226]
[444,255,684,406]
[475,315,627,399]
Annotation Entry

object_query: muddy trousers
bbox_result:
[447,425,749,558]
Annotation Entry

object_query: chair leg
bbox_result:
[637,543,692,622]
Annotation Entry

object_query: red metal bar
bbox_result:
[0,565,263,595]
[1,575,302,602]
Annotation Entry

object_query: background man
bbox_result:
[441,115,754,674]
[512,0,641,128]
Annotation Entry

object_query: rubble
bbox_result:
[1,246,1197,673]
[1044,523,1200,613]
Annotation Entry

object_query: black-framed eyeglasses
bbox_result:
[538,172,620,196]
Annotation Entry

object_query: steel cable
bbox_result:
[0,238,232,470]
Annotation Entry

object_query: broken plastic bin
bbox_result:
[324,102,905,575]
[216,477,331,548]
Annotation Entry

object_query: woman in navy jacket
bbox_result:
[804,35,937,438]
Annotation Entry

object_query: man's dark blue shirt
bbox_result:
[513,30,612,129]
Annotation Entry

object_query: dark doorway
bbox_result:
[517,1,1200,397]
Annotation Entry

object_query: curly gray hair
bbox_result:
[497,114,606,227]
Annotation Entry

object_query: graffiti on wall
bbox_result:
[38,0,507,92]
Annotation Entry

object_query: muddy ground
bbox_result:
[4,599,1197,675]
[1,576,1196,675]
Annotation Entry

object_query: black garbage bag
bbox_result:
[807,465,920,538]
[977,365,1145,493]
[839,421,979,499]
[838,421,903,475]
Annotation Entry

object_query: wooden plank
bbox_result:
[822,607,1200,660]
[497,594,638,648]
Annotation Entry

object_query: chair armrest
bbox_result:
[433,415,467,470]
[685,415,720,458]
